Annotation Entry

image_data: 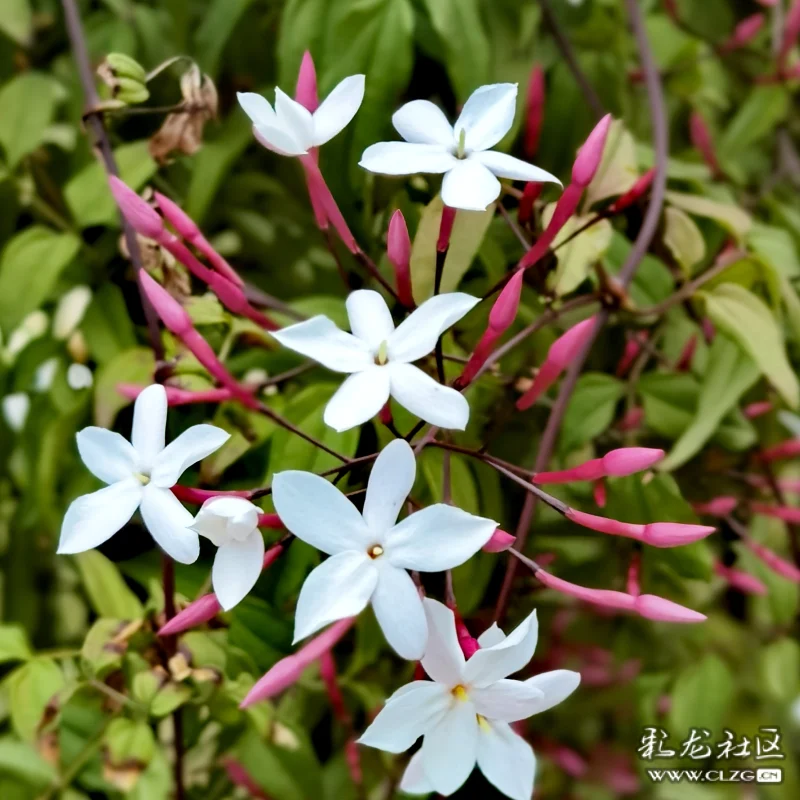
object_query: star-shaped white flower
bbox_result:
[359,83,561,211]
[237,75,365,156]
[57,384,230,564]
[190,497,265,610]
[271,440,497,659]
[359,599,581,799]
[272,289,479,432]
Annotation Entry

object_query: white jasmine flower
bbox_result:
[272,289,479,432]
[272,440,497,659]
[54,285,92,340]
[34,357,59,391]
[190,497,265,610]
[237,75,365,156]
[359,599,581,799]
[57,384,230,564]
[67,363,93,390]
[360,83,560,211]
[2,392,30,432]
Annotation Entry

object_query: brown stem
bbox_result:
[494,0,669,621]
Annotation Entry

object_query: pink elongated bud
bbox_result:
[139,269,193,334]
[720,13,764,53]
[744,539,800,582]
[118,383,235,406]
[752,503,800,524]
[616,333,646,377]
[172,485,254,503]
[298,154,358,252]
[714,562,768,595]
[483,528,515,553]
[437,205,457,252]
[454,615,480,659]
[257,513,283,529]
[516,317,596,409]
[154,192,244,287]
[675,334,697,372]
[744,400,773,418]
[519,182,582,269]
[692,496,738,517]
[608,168,655,214]
[241,617,356,707]
[537,570,636,611]
[779,1,800,69]
[541,743,589,778]
[566,508,714,547]
[518,181,543,225]
[634,595,707,623]
[458,270,524,387]
[626,552,641,596]
[618,406,644,432]
[593,479,607,508]
[295,51,319,112]
[158,593,221,636]
[222,759,270,800]
[524,65,545,159]
[760,438,800,461]
[533,448,663,485]
[689,111,722,178]
[701,317,715,343]
[319,651,347,719]
[109,176,164,239]
[387,210,414,307]
[571,113,613,188]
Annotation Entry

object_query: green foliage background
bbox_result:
[0,0,799,797]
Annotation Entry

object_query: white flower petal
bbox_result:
[360,142,458,175]
[477,721,536,800]
[523,669,581,713]
[57,479,142,554]
[464,609,538,687]
[476,623,506,649]
[472,150,562,184]
[139,485,199,564]
[371,560,427,659]
[275,87,314,150]
[323,367,391,432]
[363,439,416,533]
[294,551,378,642]
[358,681,450,753]
[272,471,371,553]
[399,751,434,795]
[389,364,470,430]
[471,679,545,722]
[237,91,277,128]
[345,290,395,350]
[421,598,466,686]
[386,504,496,572]
[150,424,230,488]
[271,316,373,373]
[76,427,137,484]
[213,530,265,610]
[191,505,227,546]
[421,702,479,796]
[312,75,365,146]
[193,496,260,542]
[441,159,501,211]
[392,99,454,146]
[454,83,518,152]
[388,293,480,364]
[254,123,307,156]
[131,384,167,469]
[2,392,29,431]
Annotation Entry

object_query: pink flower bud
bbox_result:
[701,318,715,343]
[222,759,269,799]
[634,594,707,623]
[519,183,582,269]
[602,447,664,476]
[139,270,193,335]
[119,383,236,406]
[720,13,764,52]
[171,485,254,504]
[752,503,800,524]
[534,459,606,484]
[241,618,356,707]
[692,496,738,517]
[257,513,283,529]
[295,51,319,112]
[689,111,722,177]
[616,333,646,377]
[626,552,641,596]
[760,438,800,462]
[109,176,164,239]
[454,615,480,659]
[482,528,516,553]
[437,205,457,252]
[675,334,697,372]
[299,154,358,252]
[608,168,655,213]
[743,400,773,418]
[780,1,800,68]
[544,744,588,778]
[618,406,644,432]
[572,114,612,188]
[319,651,347,719]
[387,210,413,307]
[536,569,637,612]
[524,65,545,159]
[714,562,768,595]
[642,522,715,547]
[158,594,221,636]
[593,479,606,508]
[517,317,596,410]
[746,539,800,582]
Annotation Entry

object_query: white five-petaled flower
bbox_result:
[237,75,365,157]
[190,497,265,610]
[272,289,479,432]
[359,83,561,212]
[359,599,581,799]
[57,384,230,564]
[271,440,497,659]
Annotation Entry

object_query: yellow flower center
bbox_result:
[135,472,150,485]
[451,684,469,701]
[368,544,384,559]
[375,341,389,366]
[456,129,467,159]
[477,714,491,731]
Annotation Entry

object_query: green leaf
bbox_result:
[0,737,57,788]
[0,0,33,47]
[94,347,155,428]
[747,222,800,280]
[74,551,145,620]
[65,141,157,228]
[663,207,706,276]
[759,639,800,702]
[81,283,138,365]
[703,282,799,408]
[0,226,80,334]
[558,373,624,455]
[665,190,752,241]
[194,0,256,77]
[410,195,493,301]
[150,681,191,717]
[0,625,31,664]
[419,0,489,101]
[659,336,759,471]
[5,658,67,741]
[105,717,155,766]
[277,0,330,87]
[669,654,735,735]
[718,86,790,164]
[0,73,61,167]
[80,618,127,678]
